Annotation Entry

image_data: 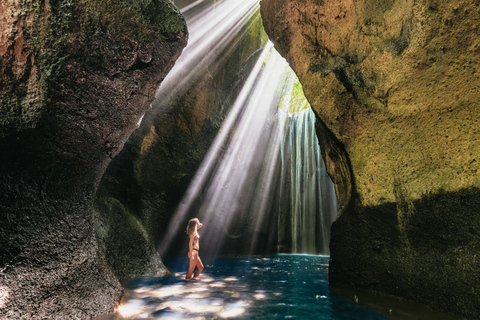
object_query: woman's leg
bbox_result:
[193,257,204,278]
[186,259,196,280]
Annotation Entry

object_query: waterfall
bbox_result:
[278,108,338,254]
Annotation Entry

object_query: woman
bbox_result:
[185,218,204,280]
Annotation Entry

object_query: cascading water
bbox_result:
[274,59,338,254]
[278,109,338,254]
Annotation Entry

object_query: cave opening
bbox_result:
[158,40,338,259]
[155,0,338,259]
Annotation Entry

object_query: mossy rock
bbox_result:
[261,0,480,318]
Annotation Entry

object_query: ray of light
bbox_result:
[144,0,261,121]
[158,1,337,259]
[159,41,277,256]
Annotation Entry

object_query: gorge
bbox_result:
[1,0,479,319]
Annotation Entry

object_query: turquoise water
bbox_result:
[114,255,386,319]
[110,255,460,319]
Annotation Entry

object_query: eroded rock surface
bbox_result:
[0,0,187,318]
[261,0,480,318]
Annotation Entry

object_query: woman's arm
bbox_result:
[188,233,194,259]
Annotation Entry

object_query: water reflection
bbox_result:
[116,274,252,318]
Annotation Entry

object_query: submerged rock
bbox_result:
[261,0,480,318]
[0,0,187,318]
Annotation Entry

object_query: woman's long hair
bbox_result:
[186,218,199,235]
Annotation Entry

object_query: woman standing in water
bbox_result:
[185,218,204,280]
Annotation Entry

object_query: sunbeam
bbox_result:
[156,0,338,260]
[148,0,261,115]
[159,41,280,256]
[160,39,337,257]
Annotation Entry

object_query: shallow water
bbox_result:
[107,255,461,319]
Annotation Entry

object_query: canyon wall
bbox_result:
[261,0,480,318]
[0,0,186,318]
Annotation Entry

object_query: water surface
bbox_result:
[109,255,460,319]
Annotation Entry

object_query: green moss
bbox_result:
[94,197,168,282]
[281,77,310,113]
[123,0,186,34]
[19,0,188,113]
[266,42,311,114]
[34,0,187,75]
[364,0,396,16]
[248,10,269,44]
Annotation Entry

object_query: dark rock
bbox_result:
[0,0,187,318]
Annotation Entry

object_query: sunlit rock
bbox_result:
[261,0,480,318]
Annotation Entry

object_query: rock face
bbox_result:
[261,0,480,318]
[0,0,187,318]
[94,11,268,279]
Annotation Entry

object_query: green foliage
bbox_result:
[289,76,310,113]
[277,66,311,114]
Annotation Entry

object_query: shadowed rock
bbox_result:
[0,0,187,318]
